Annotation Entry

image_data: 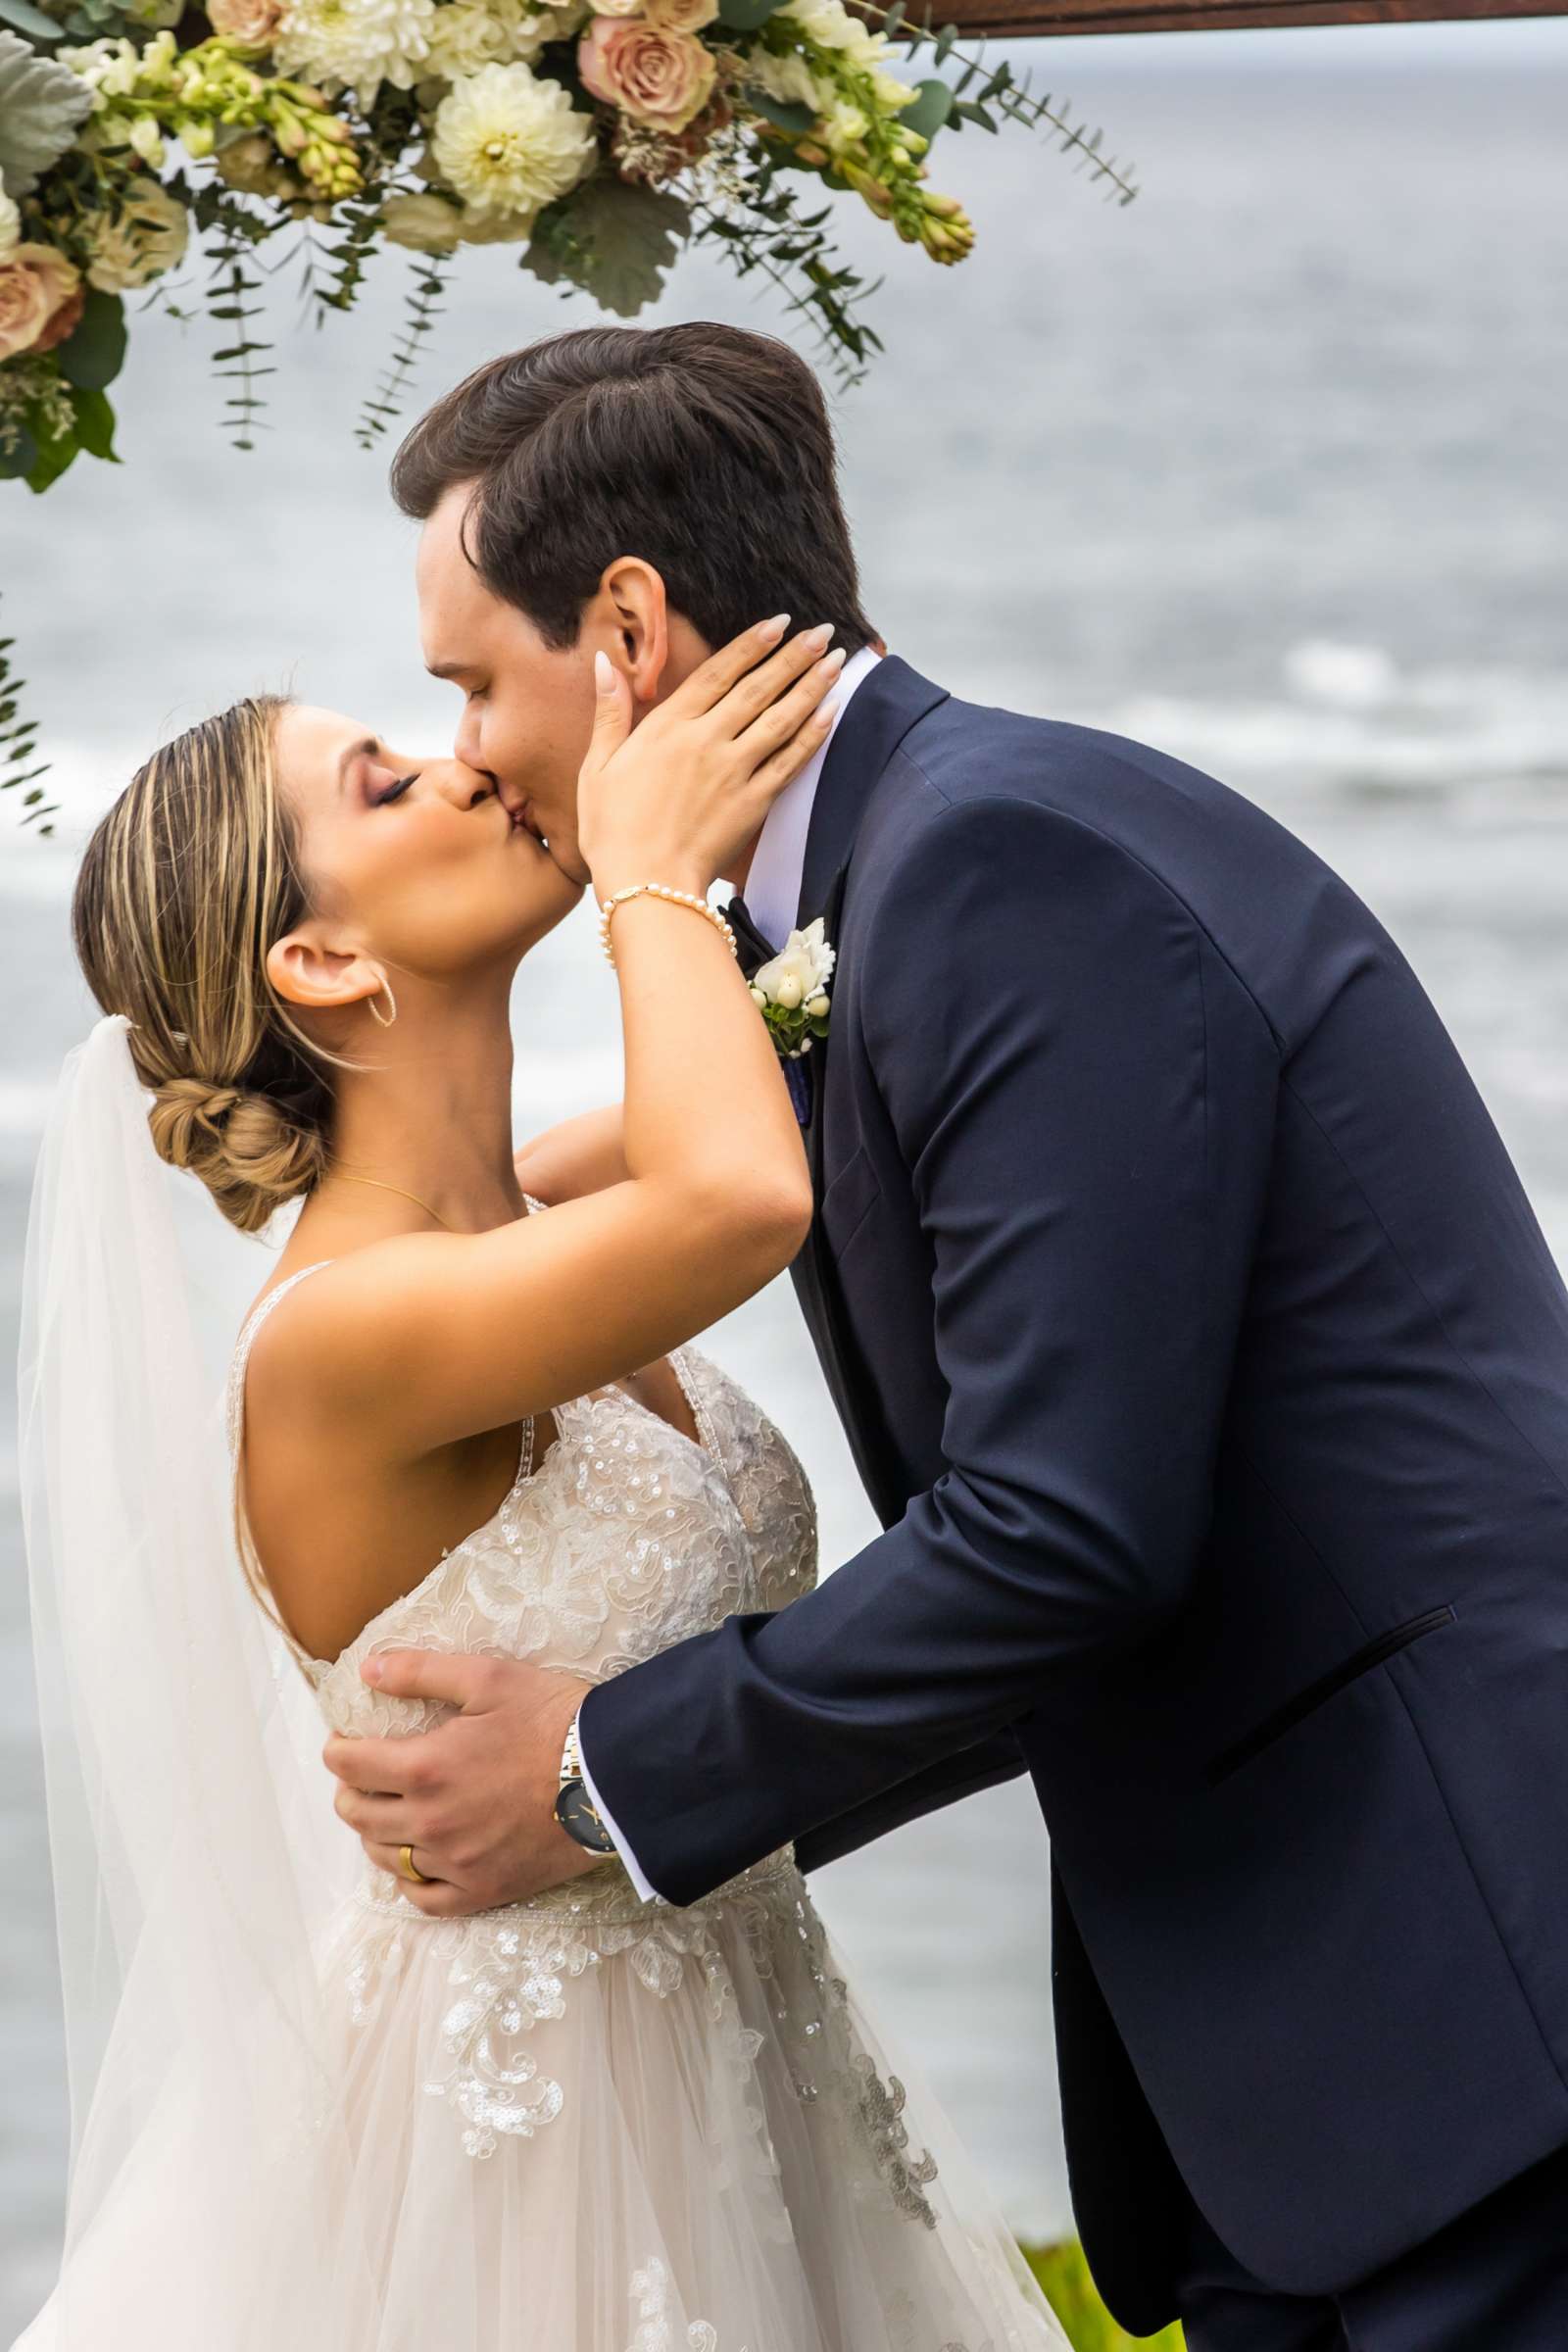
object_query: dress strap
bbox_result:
[226,1262,335,1671]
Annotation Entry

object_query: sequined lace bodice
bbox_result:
[223,1244,819,1747]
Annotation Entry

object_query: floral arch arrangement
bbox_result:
[0,0,1134,827]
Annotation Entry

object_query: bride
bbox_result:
[16,617,1066,2350]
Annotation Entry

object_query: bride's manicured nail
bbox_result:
[817,648,848,677]
[760,614,791,642]
[594,651,613,690]
[803,622,834,653]
[363,1655,383,1685]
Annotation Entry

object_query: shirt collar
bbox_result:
[741,645,883,956]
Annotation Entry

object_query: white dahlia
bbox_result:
[430,62,596,221]
[0,192,20,262]
[425,0,550,78]
[272,0,437,107]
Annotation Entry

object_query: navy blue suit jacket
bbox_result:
[580,658,1568,2332]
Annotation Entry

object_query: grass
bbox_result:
[1022,2242,1187,2351]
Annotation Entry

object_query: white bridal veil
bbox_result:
[16,1014,371,2344]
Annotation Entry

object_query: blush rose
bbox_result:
[577,16,716,134]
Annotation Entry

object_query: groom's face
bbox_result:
[416,487,601,888]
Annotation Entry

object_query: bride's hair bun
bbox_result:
[71,697,341,1236]
[145,1074,327,1235]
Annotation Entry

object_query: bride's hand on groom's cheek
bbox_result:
[320,1653,600,1917]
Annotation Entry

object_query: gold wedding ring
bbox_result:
[398,1842,430,1886]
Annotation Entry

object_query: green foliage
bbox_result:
[716,0,790,26]
[0,27,94,195]
[692,146,883,391]
[900,75,954,142]
[857,1,1139,207]
[0,602,58,838]
[0,0,67,41]
[1024,2242,1186,2352]
[524,178,692,320]
[56,290,127,393]
[357,246,448,450]
[207,217,275,453]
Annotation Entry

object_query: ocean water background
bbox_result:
[4,22,1567,2328]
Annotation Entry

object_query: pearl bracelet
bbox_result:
[598,883,739,969]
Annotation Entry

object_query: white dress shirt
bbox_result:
[578,644,882,1900]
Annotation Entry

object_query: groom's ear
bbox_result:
[594,559,671,710]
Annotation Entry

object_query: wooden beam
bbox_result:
[922,0,1562,35]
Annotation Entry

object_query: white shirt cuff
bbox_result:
[577,1718,663,1903]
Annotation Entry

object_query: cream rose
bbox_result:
[642,0,717,29]
[85,176,189,292]
[207,0,285,42]
[0,244,83,364]
[577,16,714,133]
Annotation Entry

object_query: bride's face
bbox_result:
[272,705,582,990]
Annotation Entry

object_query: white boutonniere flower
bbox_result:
[749,917,835,1061]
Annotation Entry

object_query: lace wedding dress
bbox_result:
[20,1201,1070,2352]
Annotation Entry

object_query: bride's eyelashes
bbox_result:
[371,769,419,808]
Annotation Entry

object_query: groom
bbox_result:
[325,322,1568,2347]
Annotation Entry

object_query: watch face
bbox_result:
[555,1779,616,1855]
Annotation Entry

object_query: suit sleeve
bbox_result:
[579,790,1277,1906]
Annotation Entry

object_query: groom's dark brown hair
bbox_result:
[390,322,875,657]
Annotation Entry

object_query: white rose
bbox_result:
[380,190,465,250]
[85,176,189,292]
[431,61,596,220]
[752,917,835,1010]
[0,193,20,262]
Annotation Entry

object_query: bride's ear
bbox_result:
[266,926,386,1016]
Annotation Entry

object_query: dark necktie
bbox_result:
[724,893,779,981]
[724,895,813,1127]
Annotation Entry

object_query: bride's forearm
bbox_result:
[513,1107,627,1205]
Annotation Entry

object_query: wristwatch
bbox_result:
[555,1710,617,1856]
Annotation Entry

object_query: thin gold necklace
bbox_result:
[329,1171,458,1232]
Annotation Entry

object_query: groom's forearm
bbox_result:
[582,794,1280,1906]
[791,1728,1028,1875]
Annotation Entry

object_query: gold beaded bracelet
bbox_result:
[598,883,740,970]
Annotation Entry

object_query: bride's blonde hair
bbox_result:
[73,697,362,1236]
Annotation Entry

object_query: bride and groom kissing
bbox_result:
[21,318,1568,2352]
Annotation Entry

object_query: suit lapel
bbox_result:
[791,658,949,1513]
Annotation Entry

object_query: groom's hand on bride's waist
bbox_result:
[321,1652,601,1917]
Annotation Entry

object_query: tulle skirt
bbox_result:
[17,1851,1068,2352]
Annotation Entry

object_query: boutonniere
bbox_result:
[749,918,835,1062]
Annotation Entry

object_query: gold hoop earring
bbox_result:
[368,975,398,1028]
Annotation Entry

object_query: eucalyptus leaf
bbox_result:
[522,180,690,321]
[900,75,952,141]
[56,290,126,392]
[0,27,93,197]
[0,0,66,44]
[717,0,788,26]
[744,87,816,136]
